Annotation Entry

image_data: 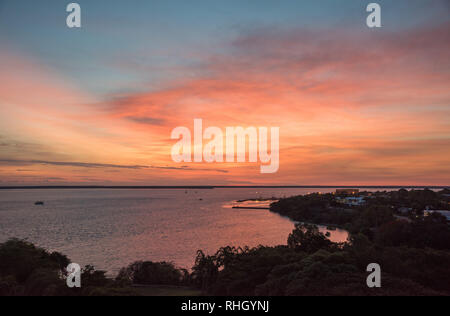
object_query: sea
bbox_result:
[0,187,406,274]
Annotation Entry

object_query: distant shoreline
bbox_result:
[0,185,448,190]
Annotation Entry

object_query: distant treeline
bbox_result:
[270,188,450,235]
[0,186,448,190]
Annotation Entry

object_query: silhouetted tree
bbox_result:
[288,223,336,253]
[117,261,186,286]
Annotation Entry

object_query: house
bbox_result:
[424,210,450,222]
[398,207,413,215]
[337,196,365,206]
[336,189,359,195]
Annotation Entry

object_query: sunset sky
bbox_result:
[0,0,449,186]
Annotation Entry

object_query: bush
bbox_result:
[0,239,69,296]
[117,261,187,286]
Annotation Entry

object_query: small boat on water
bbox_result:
[34,201,44,206]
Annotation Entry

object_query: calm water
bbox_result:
[0,188,350,274]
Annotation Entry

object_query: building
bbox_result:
[337,196,365,206]
[336,189,359,195]
[398,207,413,214]
[424,210,450,222]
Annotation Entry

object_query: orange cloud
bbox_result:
[1,23,449,185]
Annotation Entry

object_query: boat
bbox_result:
[34,201,44,206]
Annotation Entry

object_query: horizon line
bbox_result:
[0,185,448,190]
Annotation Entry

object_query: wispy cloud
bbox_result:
[0,159,229,173]
[0,20,449,185]
[0,159,148,169]
[126,116,166,126]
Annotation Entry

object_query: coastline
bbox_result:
[0,185,448,190]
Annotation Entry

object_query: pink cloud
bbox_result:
[1,22,449,185]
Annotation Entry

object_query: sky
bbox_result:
[0,0,449,186]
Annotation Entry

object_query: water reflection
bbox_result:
[227,199,349,244]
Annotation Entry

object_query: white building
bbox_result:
[424,210,450,222]
[337,196,365,206]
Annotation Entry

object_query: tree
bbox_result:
[191,250,219,291]
[287,223,336,253]
[117,261,186,286]
[375,220,412,247]
[0,239,69,296]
